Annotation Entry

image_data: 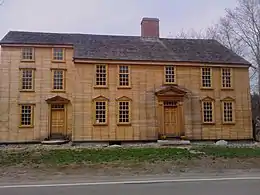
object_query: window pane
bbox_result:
[203,101,213,122]
[53,70,64,90]
[95,101,106,123]
[53,48,64,60]
[95,65,107,86]
[223,102,233,122]
[119,65,129,86]
[22,47,33,60]
[21,105,32,126]
[222,68,231,88]
[202,68,211,87]
[118,101,130,123]
[21,69,33,90]
[165,66,175,83]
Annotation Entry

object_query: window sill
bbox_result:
[222,122,235,125]
[20,59,35,63]
[202,122,215,125]
[200,87,214,90]
[20,90,35,93]
[117,123,132,126]
[94,86,108,89]
[51,60,65,63]
[117,86,132,89]
[93,123,108,126]
[164,82,177,85]
[19,125,34,128]
[221,88,234,90]
[51,90,66,93]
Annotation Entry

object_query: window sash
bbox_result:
[201,68,212,88]
[222,68,232,88]
[52,48,64,61]
[95,65,107,86]
[20,69,34,91]
[52,70,64,90]
[21,47,34,60]
[164,66,175,83]
[20,105,33,126]
[223,101,234,122]
[119,65,130,86]
[118,101,130,124]
[95,101,107,124]
[202,101,214,123]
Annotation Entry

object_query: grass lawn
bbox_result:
[1,146,260,167]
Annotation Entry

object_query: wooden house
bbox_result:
[0,17,253,143]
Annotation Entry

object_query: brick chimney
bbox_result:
[141,17,160,38]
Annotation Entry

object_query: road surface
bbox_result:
[0,175,259,195]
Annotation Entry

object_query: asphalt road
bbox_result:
[0,176,259,195]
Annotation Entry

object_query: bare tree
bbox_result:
[0,0,4,5]
[176,0,260,93]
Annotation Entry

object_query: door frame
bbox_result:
[45,95,70,138]
[155,85,187,138]
[49,104,67,136]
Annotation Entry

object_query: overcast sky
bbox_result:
[0,0,238,39]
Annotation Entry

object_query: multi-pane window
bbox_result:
[223,101,234,123]
[95,65,107,86]
[95,101,107,124]
[20,69,34,91]
[52,69,65,91]
[119,65,130,87]
[21,47,34,61]
[118,101,130,124]
[20,105,33,127]
[202,101,214,123]
[222,68,232,88]
[201,67,212,88]
[164,65,175,83]
[52,48,64,61]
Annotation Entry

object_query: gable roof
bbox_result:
[0,31,250,66]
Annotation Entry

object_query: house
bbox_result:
[0,17,253,143]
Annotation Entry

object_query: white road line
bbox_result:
[0,177,260,189]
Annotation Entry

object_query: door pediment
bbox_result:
[155,85,187,97]
[46,95,70,104]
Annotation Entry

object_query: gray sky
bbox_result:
[0,0,238,39]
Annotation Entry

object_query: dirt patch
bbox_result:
[1,157,260,182]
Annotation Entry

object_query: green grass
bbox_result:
[197,146,260,158]
[1,146,260,167]
[0,148,197,166]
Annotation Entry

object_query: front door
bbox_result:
[51,104,66,137]
[164,101,180,136]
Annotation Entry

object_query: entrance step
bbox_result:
[41,139,69,145]
[157,139,191,146]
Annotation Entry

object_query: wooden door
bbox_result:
[51,105,66,135]
[164,105,180,136]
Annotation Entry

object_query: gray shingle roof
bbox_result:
[0,31,250,65]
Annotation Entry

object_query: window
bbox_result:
[118,101,130,124]
[52,69,65,91]
[20,105,34,127]
[221,68,232,88]
[52,48,65,61]
[201,67,212,88]
[94,101,107,125]
[95,64,107,86]
[118,65,130,87]
[21,47,34,61]
[20,69,35,91]
[202,101,214,123]
[164,65,175,84]
[222,101,235,123]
